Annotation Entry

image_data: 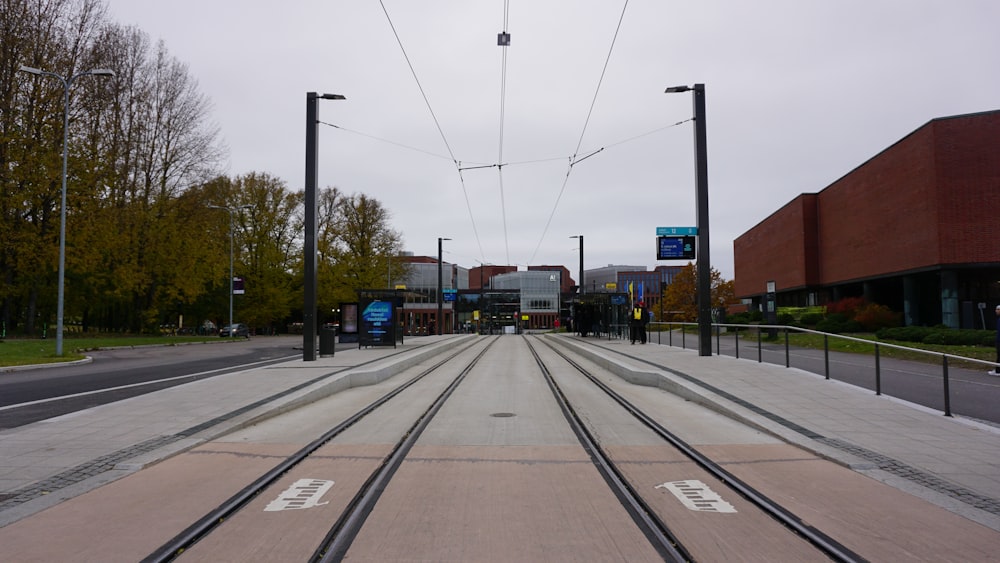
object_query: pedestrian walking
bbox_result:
[990,305,1000,376]
[639,301,648,344]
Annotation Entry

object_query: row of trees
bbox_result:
[1,0,405,336]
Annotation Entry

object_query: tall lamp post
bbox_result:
[437,237,451,335]
[304,92,345,360]
[569,235,584,294]
[18,65,114,356]
[208,204,251,337]
[665,83,712,356]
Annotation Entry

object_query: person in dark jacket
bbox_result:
[990,305,1000,376]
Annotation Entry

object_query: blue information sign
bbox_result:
[657,236,696,260]
[656,226,698,236]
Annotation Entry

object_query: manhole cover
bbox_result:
[490,412,516,418]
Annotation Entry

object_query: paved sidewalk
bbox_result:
[552,334,1000,531]
[0,336,472,526]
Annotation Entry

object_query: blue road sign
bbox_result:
[656,226,698,236]
[657,236,696,260]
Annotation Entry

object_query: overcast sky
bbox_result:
[104,1,1000,280]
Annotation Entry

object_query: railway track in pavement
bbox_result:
[5,334,994,560]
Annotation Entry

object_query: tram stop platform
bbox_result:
[0,333,998,533]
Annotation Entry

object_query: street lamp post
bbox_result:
[665,83,712,356]
[209,204,251,337]
[569,235,584,294]
[304,92,345,361]
[437,237,451,335]
[18,65,114,356]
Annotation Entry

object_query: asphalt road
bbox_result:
[0,336,306,430]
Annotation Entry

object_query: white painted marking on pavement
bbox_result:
[264,478,334,512]
[0,354,299,412]
[655,479,737,513]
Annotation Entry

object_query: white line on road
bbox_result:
[0,354,299,412]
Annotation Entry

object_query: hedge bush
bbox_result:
[816,316,863,334]
[800,312,824,327]
[876,326,994,347]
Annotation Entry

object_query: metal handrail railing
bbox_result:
[628,322,999,418]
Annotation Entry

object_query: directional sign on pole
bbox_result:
[656,226,698,236]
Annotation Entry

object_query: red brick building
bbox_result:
[734,110,1000,329]
[468,265,517,290]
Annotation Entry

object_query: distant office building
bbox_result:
[491,270,563,329]
[528,265,575,294]
[583,264,647,293]
[396,254,469,334]
[734,110,1000,329]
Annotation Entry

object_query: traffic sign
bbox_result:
[656,226,698,236]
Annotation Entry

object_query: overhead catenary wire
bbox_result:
[359,1,676,268]
[379,0,486,260]
[318,121,457,162]
[529,0,630,265]
[323,120,689,173]
[497,0,512,265]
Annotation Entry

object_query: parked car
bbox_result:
[219,323,250,338]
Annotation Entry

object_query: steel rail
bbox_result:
[525,337,691,562]
[539,336,867,563]
[312,337,498,561]
[142,337,488,562]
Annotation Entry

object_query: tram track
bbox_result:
[524,337,690,561]
[3,334,995,561]
[530,334,867,562]
[142,336,497,562]
[143,333,869,561]
[146,334,704,561]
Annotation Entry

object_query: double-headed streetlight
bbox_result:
[665,83,712,356]
[19,65,114,356]
[437,237,451,335]
[569,235,584,294]
[209,204,251,337]
[304,92,345,360]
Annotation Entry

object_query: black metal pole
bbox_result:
[692,84,712,357]
[579,235,584,295]
[437,237,446,335]
[304,92,319,361]
[303,92,344,360]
